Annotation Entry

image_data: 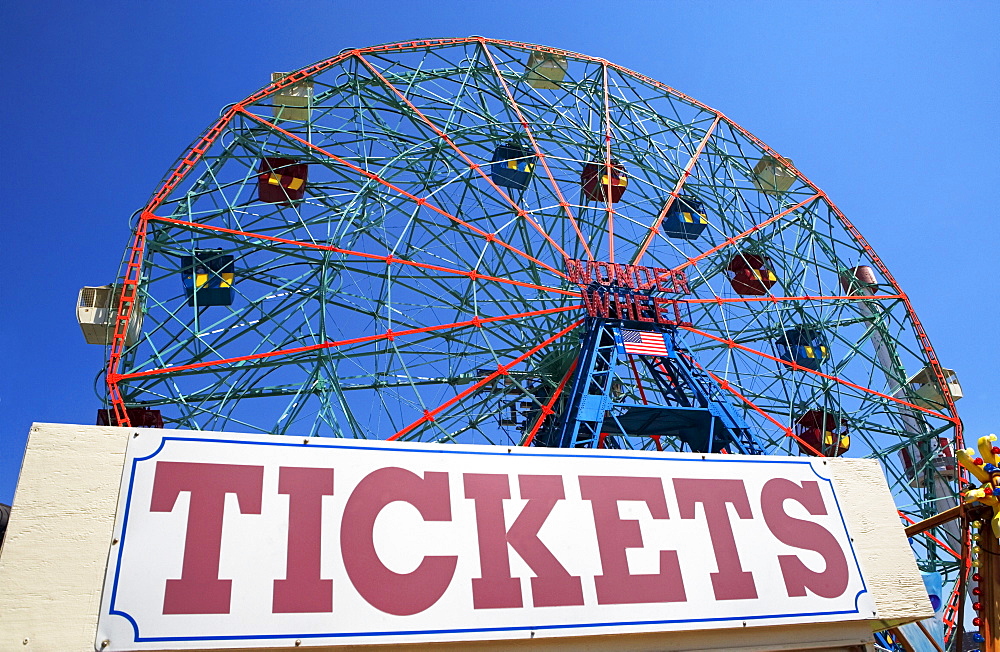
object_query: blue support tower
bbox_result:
[537,318,765,455]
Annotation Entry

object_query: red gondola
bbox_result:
[258,157,308,203]
[581,159,627,203]
[795,410,849,456]
[726,253,777,295]
[97,408,164,428]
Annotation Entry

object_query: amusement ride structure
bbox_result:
[75,38,990,648]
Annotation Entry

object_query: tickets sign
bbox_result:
[96,431,873,650]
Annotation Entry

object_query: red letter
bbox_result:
[150,462,263,614]
[635,266,655,290]
[613,293,635,320]
[635,296,655,323]
[579,476,686,605]
[614,264,636,289]
[761,479,850,598]
[582,289,611,318]
[653,297,673,324]
[673,478,757,600]
[341,468,457,615]
[594,261,612,285]
[653,297,687,326]
[627,264,641,289]
[464,474,583,609]
[673,270,691,294]
[273,467,334,613]
[652,268,672,292]
[565,258,586,285]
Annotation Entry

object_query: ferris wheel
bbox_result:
[90,37,964,635]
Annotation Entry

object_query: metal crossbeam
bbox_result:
[541,318,764,454]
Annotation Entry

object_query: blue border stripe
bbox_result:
[133,609,863,643]
[140,436,822,465]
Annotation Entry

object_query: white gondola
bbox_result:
[751,155,796,194]
[905,366,964,410]
[77,285,142,346]
[525,51,567,89]
[271,72,313,122]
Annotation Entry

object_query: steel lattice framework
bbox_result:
[101,37,964,624]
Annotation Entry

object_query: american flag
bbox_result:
[620,329,671,356]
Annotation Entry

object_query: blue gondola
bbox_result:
[775,326,829,370]
[662,195,709,240]
[490,143,535,191]
[181,249,235,307]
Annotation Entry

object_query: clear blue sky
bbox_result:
[1,0,997,505]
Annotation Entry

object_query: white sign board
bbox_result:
[96,431,874,650]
